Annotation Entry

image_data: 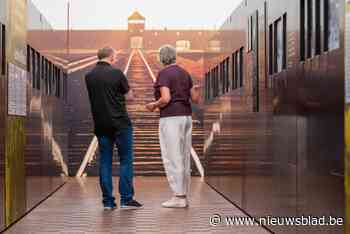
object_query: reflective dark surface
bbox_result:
[26,0,69,219]
[0,1,72,230]
[204,0,344,233]
[0,1,6,230]
[0,1,68,226]
[0,55,5,231]
[24,87,69,210]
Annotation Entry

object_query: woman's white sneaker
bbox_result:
[162,197,188,208]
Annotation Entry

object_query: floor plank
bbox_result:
[4,177,269,234]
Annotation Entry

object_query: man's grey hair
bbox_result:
[97,46,115,60]
[159,45,176,65]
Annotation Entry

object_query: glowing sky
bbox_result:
[30,0,243,30]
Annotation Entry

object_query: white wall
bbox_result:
[0,0,7,24]
[27,0,52,30]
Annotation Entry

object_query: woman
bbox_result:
[146,45,199,208]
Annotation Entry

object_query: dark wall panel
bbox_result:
[24,88,69,211]
[0,51,5,232]
[204,0,344,233]
[24,45,69,212]
[0,4,5,230]
[0,1,6,230]
[23,0,69,217]
[0,1,69,231]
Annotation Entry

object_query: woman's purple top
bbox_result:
[154,64,193,118]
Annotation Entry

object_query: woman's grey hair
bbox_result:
[159,45,176,65]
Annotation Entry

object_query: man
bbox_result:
[85,47,142,210]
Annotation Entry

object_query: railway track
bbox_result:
[74,50,203,176]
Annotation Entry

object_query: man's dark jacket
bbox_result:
[85,61,131,139]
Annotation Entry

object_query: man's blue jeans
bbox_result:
[97,126,134,207]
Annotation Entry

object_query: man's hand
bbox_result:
[146,102,157,112]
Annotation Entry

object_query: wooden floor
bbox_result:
[4,177,269,234]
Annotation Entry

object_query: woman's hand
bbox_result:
[193,84,201,90]
[146,102,157,112]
